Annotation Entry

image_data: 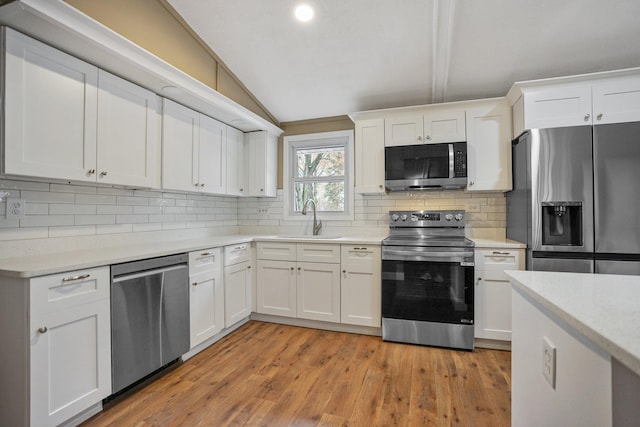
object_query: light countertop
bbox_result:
[506,270,640,376]
[0,233,522,279]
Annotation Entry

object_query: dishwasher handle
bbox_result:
[112,264,188,283]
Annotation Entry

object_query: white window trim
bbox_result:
[283,130,354,221]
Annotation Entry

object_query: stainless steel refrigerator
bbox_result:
[506,123,640,275]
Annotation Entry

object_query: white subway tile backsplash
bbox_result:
[22,190,75,204]
[98,205,134,215]
[21,215,74,227]
[49,203,97,215]
[75,215,116,226]
[116,215,149,224]
[116,196,149,206]
[76,194,117,205]
[97,224,133,235]
[48,225,96,238]
[0,227,49,241]
[50,183,97,194]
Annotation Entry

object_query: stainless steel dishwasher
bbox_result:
[110,253,189,394]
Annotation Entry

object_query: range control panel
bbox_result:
[388,210,466,227]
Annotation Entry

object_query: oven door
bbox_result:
[381,246,474,325]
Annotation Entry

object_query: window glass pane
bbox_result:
[294,182,345,212]
[296,147,344,178]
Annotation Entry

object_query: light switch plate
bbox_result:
[543,336,556,389]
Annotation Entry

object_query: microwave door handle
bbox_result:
[448,144,455,178]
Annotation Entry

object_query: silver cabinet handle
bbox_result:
[584,114,590,121]
[492,251,510,255]
[597,113,603,120]
[62,274,90,282]
[200,252,215,257]
[100,171,107,176]
[38,326,48,334]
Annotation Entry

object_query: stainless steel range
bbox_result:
[381,210,475,350]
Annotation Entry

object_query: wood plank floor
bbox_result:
[82,321,511,426]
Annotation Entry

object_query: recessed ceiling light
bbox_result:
[294,4,314,22]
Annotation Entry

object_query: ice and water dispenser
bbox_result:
[541,202,583,246]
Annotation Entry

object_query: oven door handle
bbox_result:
[382,249,474,261]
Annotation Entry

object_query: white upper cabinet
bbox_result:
[198,114,227,194]
[522,86,592,130]
[591,76,640,124]
[246,131,278,197]
[162,99,199,192]
[354,118,385,194]
[466,100,512,192]
[384,107,466,146]
[510,71,640,136]
[3,28,161,187]
[97,70,161,188]
[225,126,246,196]
[424,108,466,143]
[3,27,98,181]
[162,99,228,195]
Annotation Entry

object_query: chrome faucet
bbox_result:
[302,199,322,235]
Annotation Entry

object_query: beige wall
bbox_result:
[64,0,276,124]
[277,116,355,188]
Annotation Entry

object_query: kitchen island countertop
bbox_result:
[506,270,640,376]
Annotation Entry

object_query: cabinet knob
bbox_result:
[425,135,431,140]
[38,326,48,334]
[195,183,199,187]
[240,188,244,192]
[584,114,591,121]
[417,136,423,142]
[100,171,107,176]
[342,269,346,274]
[597,113,603,121]
[469,181,474,186]
[379,184,383,189]
[477,277,482,284]
[192,282,198,287]
[290,267,294,271]
[88,169,95,175]
[298,267,301,271]
[260,188,264,192]
[248,265,251,269]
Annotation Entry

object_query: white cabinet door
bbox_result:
[29,267,110,427]
[97,70,161,188]
[354,118,385,194]
[523,86,592,129]
[340,245,381,327]
[592,76,640,124]
[189,269,223,348]
[474,248,524,341]
[162,99,199,192]
[296,262,341,323]
[466,101,512,192]
[256,260,297,317]
[198,114,227,195]
[224,261,252,327]
[226,126,246,196]
[247,131,278,197]
[384,114,424,146]
[4,27,98,181]
[423,108,466,143]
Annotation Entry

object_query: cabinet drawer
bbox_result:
[341,245,381,268]
[224,242,250,266]
[475,249,523,271]
[297,244,340,263]
[189,247,222,275]
[30,267,110,313]
[257,242,296,261]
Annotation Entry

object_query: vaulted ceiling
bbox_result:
[167,0,640,123]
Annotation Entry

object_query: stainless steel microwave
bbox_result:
[385,142,467,191]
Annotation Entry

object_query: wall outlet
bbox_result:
[6,198,26,220]
[543,336,556,389]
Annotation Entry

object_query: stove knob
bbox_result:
[400,214,408,221]
[410,214,418,221]
[445,213,454,221]
[391,214,399,222]
[454,213,464,221]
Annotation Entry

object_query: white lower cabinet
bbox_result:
[188,248,223,348]
[340,245,381,327]
[474,247,524,341]
[223,243,252,327]
[0,266,111,427]
[256,242,341,323]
